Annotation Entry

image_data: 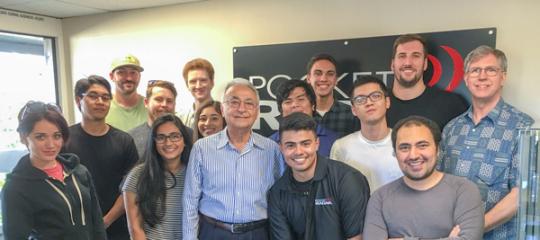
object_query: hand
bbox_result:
[449,225,460,237]
[103,215,112,229]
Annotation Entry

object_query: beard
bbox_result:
[395,73,422,88]
[403,162,436,181]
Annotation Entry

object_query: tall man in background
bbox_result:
[386,34,468,129]
[64,75,138,240]
[306,53,360,137]
[179,58,215,129]
[106,54,147,131]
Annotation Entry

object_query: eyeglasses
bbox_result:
[351,91,385,105]
[154,132,183,144]
[19,101,62,121]
[467,66,503,77]
[224,99,257,110]
[82,92,112,102]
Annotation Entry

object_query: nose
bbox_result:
[195,80,202,88]
[478,68,488,80]
[409,146,420,159]
[204,118,212,125]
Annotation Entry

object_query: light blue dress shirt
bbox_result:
[183,128,284,239]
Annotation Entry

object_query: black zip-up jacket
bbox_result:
[1,153,107,240]
[268,155,370,240]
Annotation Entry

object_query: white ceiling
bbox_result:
[0,0,204,18]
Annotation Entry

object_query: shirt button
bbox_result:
[472,129,476,132]
[466,146,470,149]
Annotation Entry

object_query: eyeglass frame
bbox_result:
[224,98,258,110]
[351,91,386,106]
[466,66,504,78]
[81,92,112,102]
[154,132,183,144]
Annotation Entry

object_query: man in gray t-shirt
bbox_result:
[363,116,484,240]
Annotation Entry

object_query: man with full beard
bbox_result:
[386,34,468,130]
[363,116,484,240]
[106,54,148,131]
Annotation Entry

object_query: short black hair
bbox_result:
[391,115,441,150]
[276,79,316,113]
[74,75,112,99]
[350,75,389,102]
[306,53,338,74]
[279,112,317,138]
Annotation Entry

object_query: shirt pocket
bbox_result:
[474,158,509,202]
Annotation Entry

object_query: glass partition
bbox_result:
[518,128,540,240]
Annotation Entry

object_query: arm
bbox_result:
[123,191,147,240]
[451,180,484,240]
[348,235,362,240]
[2,183,34,239]
[340,170,370,238]
[268,186,294,240]
[86,170,108,239]
[362,189,388,239]
[103,195,125,228]
[183,144,203,240]
[484,187,518,232]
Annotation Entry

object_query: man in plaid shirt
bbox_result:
[305,53,360,138]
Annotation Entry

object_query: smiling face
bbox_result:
[77,84,111,121]
[23,119,63,168]
[187,69,214,103]
[155,121,184,162]
[464,53,506,105]
[351,82,390,125]
[395,124,438,182]
[280,129,319,182]
[145,86,176,123]
[306,59,337,98]
[110,66,141,95]
[391,40,428,88]
[222,84,259,131]
[197,105,225,137]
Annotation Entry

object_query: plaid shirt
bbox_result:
[438,99,534,240]
[313,99,360,138]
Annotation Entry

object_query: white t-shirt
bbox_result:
[330,130,402,193]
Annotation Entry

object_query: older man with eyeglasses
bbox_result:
[438,45,534,239]
[183,79,284,240]
[63,75,138,240]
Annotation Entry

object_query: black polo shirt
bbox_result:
[268,155,370,239]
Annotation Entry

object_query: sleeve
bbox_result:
[86,170,108,240]
[437,125,450,171]
[339,170,371,237]
[121,164,142,194]
[123,135,140,174]
[2,181,35,240]
[329,139,342,161]
[268,187,294,240]
[182,143,203,240]
[362,189,389,239]
[452,180,485,240]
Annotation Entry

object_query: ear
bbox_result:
[423,57,428,71]
[75,96,82,110]
[144,97,149,108]
[501,71,507,87]
[385,96,391,109]
[20,133,28,146]
[390,59,395,72]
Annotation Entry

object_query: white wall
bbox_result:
[61,0,540,125]
[0,9,72,121]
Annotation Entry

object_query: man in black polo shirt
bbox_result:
[268,112,370,240]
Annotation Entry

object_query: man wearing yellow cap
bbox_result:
[106,54,148,132]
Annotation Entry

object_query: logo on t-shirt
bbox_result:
[315,198,333,206]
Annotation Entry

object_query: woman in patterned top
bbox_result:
[123,114,192,240]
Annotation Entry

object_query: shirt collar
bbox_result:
[312,154,329,181]
[466,98,505,124]
[216,127,262,150]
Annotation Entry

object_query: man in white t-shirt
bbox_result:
[330,76,402,192]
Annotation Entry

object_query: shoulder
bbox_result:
[333,132,359,146]
[334,101,352,111]
[253,132,280,150]
[501,101,534,127]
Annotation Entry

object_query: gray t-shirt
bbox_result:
[122,164,186,240]
[363,174,484,240]
[128,123,151,160]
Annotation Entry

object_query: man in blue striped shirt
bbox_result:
[183,79,283,240]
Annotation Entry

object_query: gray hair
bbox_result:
[464,45,508,73]
[222,78,260,102]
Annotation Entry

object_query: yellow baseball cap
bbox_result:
[110,54,144,72]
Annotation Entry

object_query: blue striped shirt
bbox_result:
[183,128,283,239]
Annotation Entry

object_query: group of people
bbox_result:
[1,33,532,240]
